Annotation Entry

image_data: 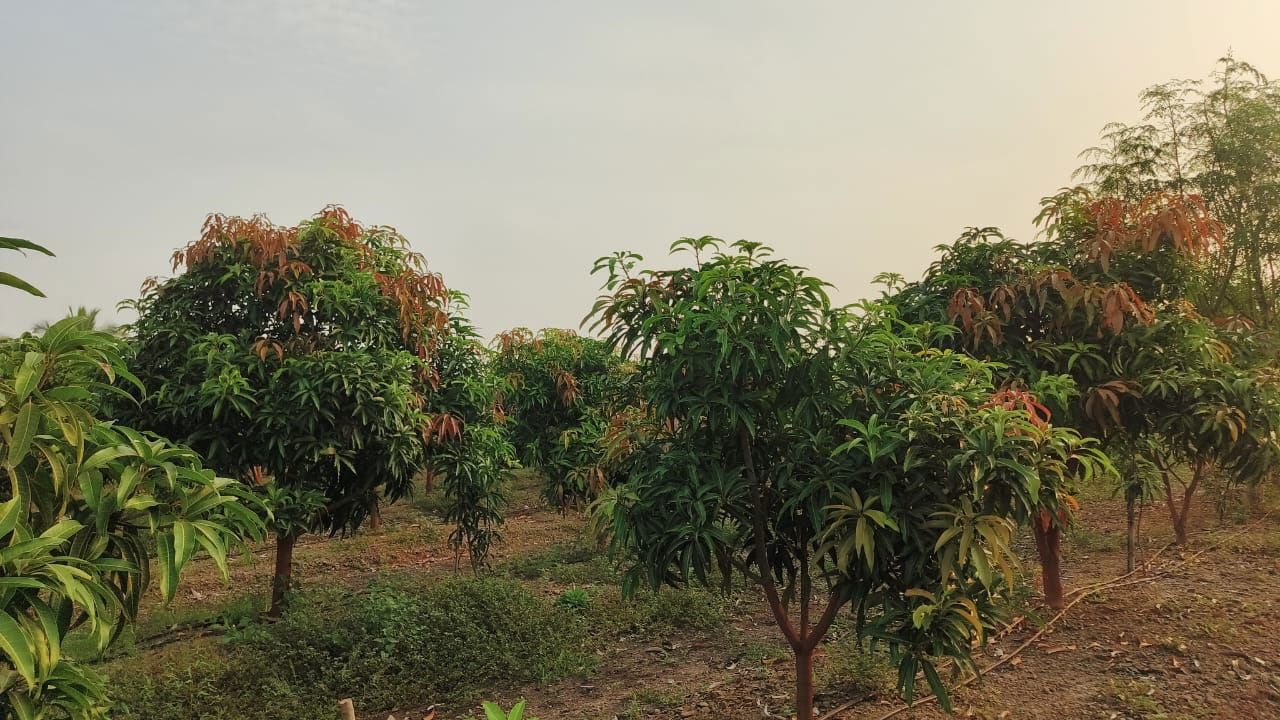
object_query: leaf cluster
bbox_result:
[0,317,266,718]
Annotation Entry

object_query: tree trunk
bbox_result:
[1162,474,1185,545]
[1180,463,1203,543]
[1032,513,1064,610]
[268,531,297,618]
[369,500,382,532]
[1246,481,1262,516]
[1125,498,1138,572]
[1162,464,1201,547]
[794,645,815,720]
[738,428,838,720]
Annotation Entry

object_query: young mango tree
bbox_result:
[588,238,1107,719]
[889,188,1241,582]
[429,319,519,567]
[124,207,511,614]
[1130,313,1280,544]
[0,315,265,719]
[490,328,634,508]
[1035,190,1278,545]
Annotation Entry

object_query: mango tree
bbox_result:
[0,315,265,718]
[1130,314,1280,544]
[490,328,633,507]
[588,238,1106,719]
[889,189,1246,585]
[124,207,511,614]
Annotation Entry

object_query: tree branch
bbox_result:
[741,427,801,648]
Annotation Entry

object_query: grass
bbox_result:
[90,467,744,720]
[620,687,683,718]
[817,636,895,699]
[499,538,615,584]
[64,590,263,661]
[102,537,732,720]
[582,584,731,636]
[106,576,594,720]
[738,639,790,665]
[1066,523,1122,554]
[1107,678,1199,719]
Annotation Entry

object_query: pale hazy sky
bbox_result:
[3,1,1279,337]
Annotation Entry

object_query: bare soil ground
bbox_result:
[129,476,1280,720]
[496,497,1280,720]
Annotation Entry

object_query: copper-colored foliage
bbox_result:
[138,275,163,296]
[948,288,985,331]
[988,284,1016,322]
[170,205,450,360]
[602,409,636,461]
[948,288,1002,344]
[1099,283,1154,333]
[1084,192,1222,272]
[174,212,299,273]
[554,370,579,407]
[949,270,1155,345]
[316,204,361,244]
[422,413,463,445]
[494,328,534,354]
[251,338,285,363]
[981,389,1052,428]
[1213,314,1255,332]
[1084,379,1142,429]
[249,465,271,485]
[373,267,449,348]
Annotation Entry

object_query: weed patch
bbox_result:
[107,576,592,720]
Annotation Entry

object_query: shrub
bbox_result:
[107,576,591,720]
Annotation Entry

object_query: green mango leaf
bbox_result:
[14,353,44,403]
[6,402,40,468]
[0,611,36,689]
[0,272,46,298]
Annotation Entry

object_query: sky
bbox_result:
[3,1,1279,337]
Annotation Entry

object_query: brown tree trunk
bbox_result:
[1032,512,1064,610]
[794,645,815,720]
[1162,464,1201,547]
[268,531,297,618]
[369,500,382,532]
[1125,498,1138,572]
[738,428,838,720]
[1162,474,1185,545]
[1179,463,1203,543]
